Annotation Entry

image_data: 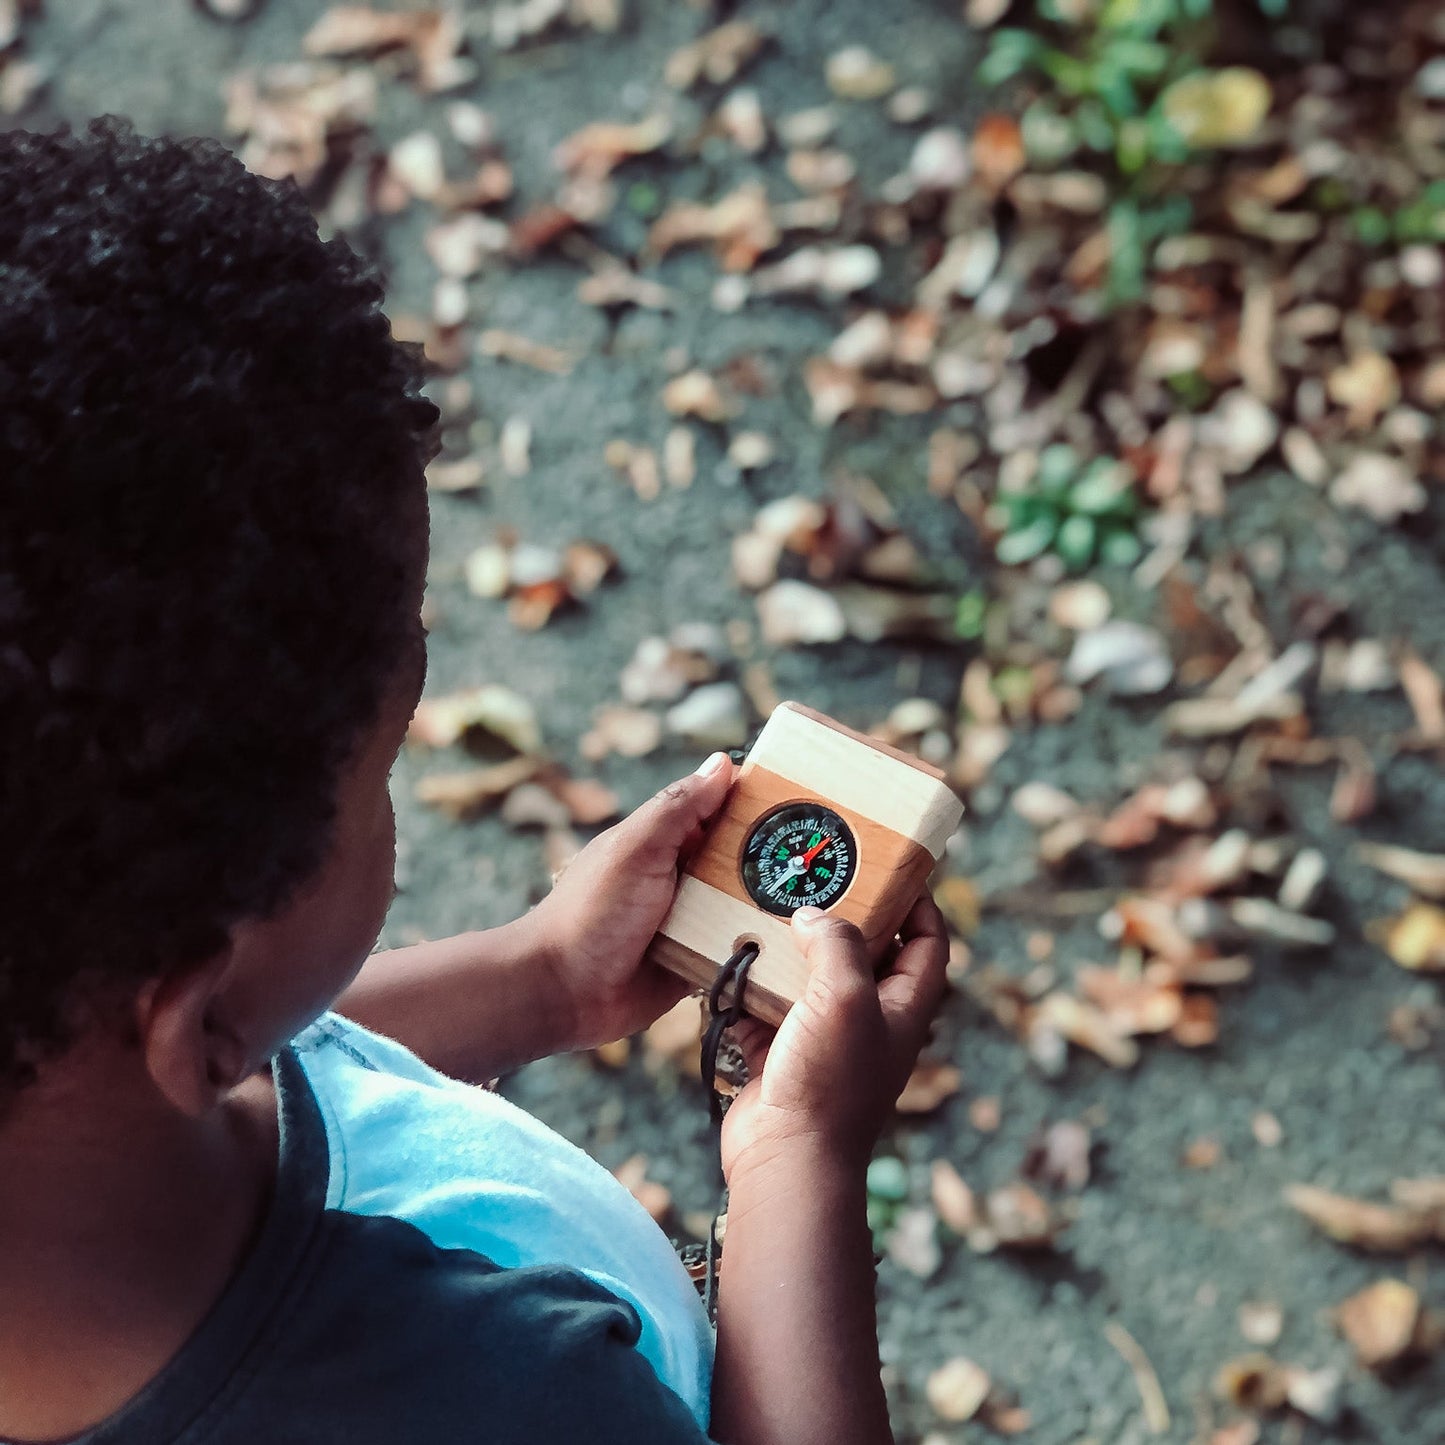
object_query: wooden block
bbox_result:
[648,701,964,1026]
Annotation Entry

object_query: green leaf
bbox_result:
[978,29,1045,87]
[1070,458,1138,516]
[1352,206,1393,248]
[1107,197,1147,304]
[1075,98,1118,152]
[867,1156,910,1203]
[1115,117,1151,174]
[954,589,989,640]
[1100,525,1145,566]
[996,515,1059,565]
[1109,38,1172,78]
[1022,100,1080,165]
[1256,0,1287,15]
[1055,514,1098,569]
[1038,443,1080,495]
[1040,49,1097,97]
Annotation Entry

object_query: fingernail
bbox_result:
[791,906,823,928]
[693,751,728,777]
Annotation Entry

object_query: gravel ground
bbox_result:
[13,2,1445,1440]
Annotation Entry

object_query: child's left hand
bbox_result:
[525,751,738,1052]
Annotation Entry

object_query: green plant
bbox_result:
[991,443,1144,571]
[953,587,990,641]
[979,0,1282,300]
[1352,182,1445,248]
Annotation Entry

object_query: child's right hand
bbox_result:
[720,896,950,1182]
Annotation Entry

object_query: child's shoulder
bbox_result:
[282,1015,715,1426]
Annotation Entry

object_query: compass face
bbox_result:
[740,802,857,918]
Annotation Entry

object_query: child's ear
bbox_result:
[134,947,250,1117]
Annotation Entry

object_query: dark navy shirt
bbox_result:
[42,1019,716,1444]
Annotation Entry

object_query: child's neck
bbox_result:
[0,1057,278,1442]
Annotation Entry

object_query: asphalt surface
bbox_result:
[14,2,1445,1440]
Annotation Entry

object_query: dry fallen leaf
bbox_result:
[925,1357,991,1423]
[414,756,543,820]
[971,113,1026,190]
[1285,1183,1439,1252]
[930,1159,980,1234]
[1358,843,1445,899]
[665,19,766,90]
[409,685,542,755]
[553,114,672,179]
[896,1060,963,1114]
[1335,1280,1424,1369]
[1378,901,1445,973]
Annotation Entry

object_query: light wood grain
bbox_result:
[749,702,963,857]
[649,701,965,1022]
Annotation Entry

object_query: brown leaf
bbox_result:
[1358,843,1445,899]
[896,1060,963,1114]
[508,203,582,259]
[933,877,981,936]
[414,756,543,820]
[553,115,671,179]
[1335,1280,1423,1369]
[1379,902,1445,973]
[478,329,579,375]
[562,540,619,595]
[1399,651,1445,742]
[925,1357,991,1423]
[1214,1353,1290,1412]
[1076,965,1183,1036]
[409,685,542,755]
[984,1182,1065,1249]
[1285,1183,1437,1252]
[661,369,736,422]
[930,1159,979,1234]
[665,19,767,89]
[646,183,779,270]
[1035,992,1140,1069]
[579,705,663,761]
[591,1037,630,1069]
[971,113,1025,190]
[1022,1120,1091,1191]
[545,775,620,827]
[302,6,466,92]
[642,998,703,1076]
[508,579,574,630]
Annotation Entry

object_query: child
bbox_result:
[0,119,949,1445]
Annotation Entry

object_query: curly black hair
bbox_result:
[0,118,438,1095]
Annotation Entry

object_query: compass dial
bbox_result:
[740,802,857,918]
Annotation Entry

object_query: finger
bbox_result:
[728,1016,774,1077]
[617,753,737,860]
[877,899,949,1033]
[792,909,877,1010]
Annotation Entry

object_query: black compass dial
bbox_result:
[740,802,857,917]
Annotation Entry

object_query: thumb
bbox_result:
[625,752,736,857]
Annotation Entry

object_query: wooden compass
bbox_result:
[649,701,964,1026]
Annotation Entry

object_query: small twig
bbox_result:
[1106,1321,1171,1436]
